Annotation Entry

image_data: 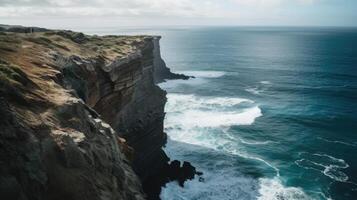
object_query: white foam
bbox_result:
[176,70,226,78]
[314,154,350,182]
[158,71,226,89]
[313,153,348,167]
[245,87,261,95]
[258,178,311,200]
[166,93,253,110]
[238,137,277,145]
[161,169,259,200]
[295,153,350,183]
[161,172,311,200]
[158,78,207,89]
[168,106,261,128]
[165,93,260,128]
[163,139,307,200]
[164,94,283,176]
[317,137,357,147]
[260,81,272,85]
[224,128,278,146]
[161,92,314,200]
[235,151,281,177]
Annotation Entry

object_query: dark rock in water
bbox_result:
[143,160,203,200]
[182,161,196,180]
[165,72,194,82]
[169,160,181,180]
[152,36,193,83]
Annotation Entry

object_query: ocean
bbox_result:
[84,26,357,200]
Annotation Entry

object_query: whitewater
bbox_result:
[159,71,311,200]
[98,26,357,200]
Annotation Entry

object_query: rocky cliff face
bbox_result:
[0,28,181,200]
[152,36,190,83]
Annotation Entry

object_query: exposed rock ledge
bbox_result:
[0,27,195,200]
[152,36,191,83]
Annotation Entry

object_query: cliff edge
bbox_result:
[0,27,189,200]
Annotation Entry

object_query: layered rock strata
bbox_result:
[0,27,195,200]
[152,36,191,83]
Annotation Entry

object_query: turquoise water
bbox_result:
[86,27,357,200]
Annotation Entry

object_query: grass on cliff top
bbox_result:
[0,33,21,53]
[25,36,70,51]
[0,60,31,105]
[1,30,152,64]
[46,30,151,60]
[0,61,29,87]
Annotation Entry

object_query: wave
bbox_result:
[161,92,315,200]
[166,94,253,109]
[158,78,207,89]
[317,137,357,147]
[224,130,277,145]
[165,94,260,128]
[160,167,260,200]
[175,70,226,78]
[260,81,272,85]
[159,71,226,89]
[295,152,350,182]
[161,174,310,200]
[258,178,311,200]
[245,80,273,95]
[236,151,281,177]
[162,138,308,200]
[238,137,277,145]
[167,106,262,128]
[161,170,310,200]
[164,94,281,175]
[245,87,261,95]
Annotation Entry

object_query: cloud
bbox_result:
[2,0,353,27]
[0,0,320,18]
[297,0,318,5]
[231,0,319,7]
[0,0,217,18]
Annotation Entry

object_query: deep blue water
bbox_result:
[85,27,357,200]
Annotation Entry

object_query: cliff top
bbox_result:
[0,28,154,105]
[0,28,157,138]
[0,29,153,62]
[0,26,148,200]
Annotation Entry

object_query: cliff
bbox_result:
[0,28,187,200]
[152,36,190,83]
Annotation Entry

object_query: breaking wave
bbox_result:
[176,70,226,78]
[161,92,310,200]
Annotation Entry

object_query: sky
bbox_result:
[0,0,356,28]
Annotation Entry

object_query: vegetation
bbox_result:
[0,61,29,105]
[0,61,27,86]
[24,35,70,51]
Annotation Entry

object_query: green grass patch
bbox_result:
[0,61,29,86]
[0,61,31,105]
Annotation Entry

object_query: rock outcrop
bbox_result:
[0,29,156,200]
[143,160,203,200]
[152,36,191,83]
[0,27,197,200]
